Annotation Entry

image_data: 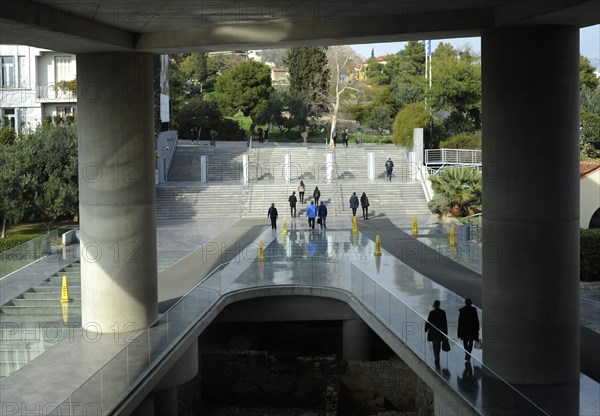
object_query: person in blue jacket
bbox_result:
[306,200,318,229]
[317,201,328,229]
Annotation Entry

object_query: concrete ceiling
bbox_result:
[0,0,598,53]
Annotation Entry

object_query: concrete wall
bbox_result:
[581,169,600,229]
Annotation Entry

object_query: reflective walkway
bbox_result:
[1,220,599,416]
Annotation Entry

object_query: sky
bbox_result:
[352,24,600,67]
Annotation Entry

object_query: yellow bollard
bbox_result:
[258,240,264,262]
[282,217,288,235]
[61,302,69,324]
[60,276,70,303]
[374,235,382,256]
[449,226,456,247]
[352,215,358,234]
[412,216,418,235]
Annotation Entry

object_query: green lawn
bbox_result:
[1,221,75,253]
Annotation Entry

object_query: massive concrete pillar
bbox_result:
[77,52,157,333]
[343,319,372,360]
[481,26,580,384]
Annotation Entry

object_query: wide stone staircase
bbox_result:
[157,143,431,220]
[242,146,430,218]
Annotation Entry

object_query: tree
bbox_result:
[581,84,600,115]
[580,55,600,91]
[0,118,16,145]
[260,49,289,67]
[580,110,600,158]
[215,60,273,130]
[426,44,482,133]
[256,89,309,134]
[286,47,330,111]
[325,46,361,141]
[392,102,430,148]
[0,123,78,237]
[367,106,392,134]
[173,96,224,139]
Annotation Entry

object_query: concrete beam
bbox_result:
[134,9,492,53]
[0,0,134,53]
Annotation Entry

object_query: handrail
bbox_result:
[0,229,58,279]
[425,149,482,166]
[45,234,551,416]
[414,163,433,202]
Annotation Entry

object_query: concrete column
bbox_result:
[242,154,249,183]
[284,153,291,182]
[343,319,372,360]
[367,152,375,181]
[131,394,154,416]
[482,26,580,384]
[77,52,157,333]
[154,387,178,416]
[200,155,208,183]
[326,152,334,183]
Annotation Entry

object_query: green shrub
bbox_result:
[581,228,600,281]
[440,131,481,149]
[392,102,430,148]
[0,235,36,253]
[427,193,452,215]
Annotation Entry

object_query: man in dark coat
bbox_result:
[317,201,328,229]
[288,191,297,217]
[425,300,448,364]
[385,158,394,181]
[267,203,278,229]
[458,298,480,360]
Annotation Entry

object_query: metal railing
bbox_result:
[44,234,548,416]
[425,149,482,166]
[0,230,58,278]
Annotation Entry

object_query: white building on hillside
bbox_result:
[0,45,77,133]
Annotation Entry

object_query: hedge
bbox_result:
[0,235,38,253]
[581,228,600,281]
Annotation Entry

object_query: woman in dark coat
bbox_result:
[360,192,370,220]
[425,300,448,364]
[458,298,480,360]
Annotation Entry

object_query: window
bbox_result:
[55,56,72,82]
[18,56,27,88]
[56,106,75,117]
[1,56,15,87]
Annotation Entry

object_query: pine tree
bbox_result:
[285,47,330,110]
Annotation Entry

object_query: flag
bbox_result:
[426,40,431,57]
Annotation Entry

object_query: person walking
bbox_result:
[267,203,278,229]
[313,186,321,205]
[458,298,480,361]
[298,180,306,204]
[425,300,448,365]
[288,191,297,217]
[349,192,359,217]
[360,192,370,220]
[257,127,264,143]
[341,128,348,147]
[306,200,318,229]
[317,201,328,229]
[385,158,394,181]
